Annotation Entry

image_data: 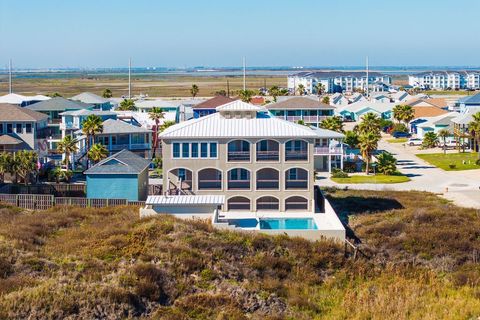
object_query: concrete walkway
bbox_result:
[318,140,480,209]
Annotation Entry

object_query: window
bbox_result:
[210,142,217,158]
[191,143,198,158]
[173,143,180,158]
[289,169,298,180]
[6,124,13,134]
[16,124,22,134]
[201,143,208,158]
[0,124,3,133]
[178,168,186,180]
[25,123,32,133]
[182,143,190,158]
[111,136,117,145]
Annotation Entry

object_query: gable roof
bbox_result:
[339,101,395,114]
[418,112,460,128]
[193,96,236,109]
[26,97,93,111]
[85,149,150,175]
[215,100,266,112]
[0,135,23,145]
[160,109,319,139]
[413,106,448,119]
[70,92,109,104]
[60,109,117,117]
[0,93,50,104]
[460,93,480,105]
[134,99,179,109]
[100,119,151,135]
[266,96,333,110]
[0,103,49,122]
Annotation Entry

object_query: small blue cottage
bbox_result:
[85,149,151,201]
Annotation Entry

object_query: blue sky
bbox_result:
[1,0,479,68]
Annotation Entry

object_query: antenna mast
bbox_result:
[128,58,132,99]
[8,59,12,94]
[366,56,369,98]
[242,57,246,91]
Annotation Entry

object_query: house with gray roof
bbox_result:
[85,149,151,201]
[70,92,112,110]
[457,93,480,113]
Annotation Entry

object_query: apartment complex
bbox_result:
[160,101,325,213]
[288,71,392,94]
[408,71,480,90]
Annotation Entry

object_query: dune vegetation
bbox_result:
[0,189,479,319]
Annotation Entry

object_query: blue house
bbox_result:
[192,96,235,118]
[456,93,480,113]
[85,149,151,201]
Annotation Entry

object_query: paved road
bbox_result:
[318,140,480,209]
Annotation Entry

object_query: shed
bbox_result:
[85,149,151,201]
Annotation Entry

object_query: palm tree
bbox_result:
[469,111,480,160]
[57,135,78,170]
[14,150,38,186]
[392,105,404,124]
[315,83,324,96]
[159,120,176,133]
[320,116,344,133]
[269,86,280,102]
[437,129,450,155]
[190,84,199,98]
[238,89,254,103]
[359,132,379,174]
[102,88,113,98]
[148,107,165,159]
[321,96,330,105]
[117,99,136,111]
[88,143,109,164]
[82,115,103,167]
[357,112,382,138]
[0,152,12,183]
[297,84,305,96]
[402,105,415,126]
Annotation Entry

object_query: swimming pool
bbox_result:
[259,218,318,230]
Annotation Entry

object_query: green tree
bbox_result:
[238,89,255,103]
[437,129,451,155]
[269,86,280,102]
[190,84,199,98]
[57,135,78,170]
[117,99,136,111]
[315,83,325,96]
[422,132,439,149]
[344,130,359,148]
[321,96,330,105]
[14,150,38,186]
[102,88,113,98]
[468,111,480,160]
[357,112,382,138]
[320,116,344,133]
[393,104,415,126]
[159,120,176,133]
[214,90,227,97]
[0,152,12,183]
[359,132,380,174]
[148,107,165,160]
[88,143,109,164]
[82,115,104,167]
[297,84,305,96]
[48,92,62,98]
[376,152,397,175]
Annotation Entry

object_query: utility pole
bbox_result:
[227,79,230,97]
[128,57,132,99]
[242,57,246,91]
[8,59,12,94]
[366,56,369,99]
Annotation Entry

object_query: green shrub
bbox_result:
[449,163,456,169]
[376,152,397,175]
[331,168,349,178]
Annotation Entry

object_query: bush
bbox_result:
[449,164,456,169]
[343,162,356,173]
[376,152,397,175]
[331,168,349,178]
[421,132,438,149]
[391,123,408,134]
[476,159,480,166]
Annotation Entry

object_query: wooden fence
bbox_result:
[0,194,145,210]
[0,183,86,197]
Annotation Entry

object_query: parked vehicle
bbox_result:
[392,131,412,138]
[407,138,422,146]
[438,140,465,149]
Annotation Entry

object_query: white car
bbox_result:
[438,140,459,149]
[407,138,422,146]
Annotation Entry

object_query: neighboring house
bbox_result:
[60,109,118,138]
[288,71,392,94]
[85,149,150,201]
[370,93,390,103]
[70,92,112,110]
[391,91,412,102]
[330,93,349,107]
[0,103,49,155]
[349,92,366,104]
[337,101,395,121]
[192,96,236,118]
[407,98,449,109]
[266,96,335,127]
[456,93,480,113]
[26,97,94,152]
[115,110,177,130]
[160,100,344,213]
[416,112,460,139]
[409,107,449,134]
[134,99,179,114]
[452,107,480,151]
[408,71,480,90]
[0,93,50,107]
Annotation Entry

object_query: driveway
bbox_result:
[318,140,480,209]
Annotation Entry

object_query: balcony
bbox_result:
[256,150,279,161]
[285,179,308,189]
[198,179,222,190]
[286,116,302,122]
[60,122,79,130]
[110,143,150,151]
[314,146,343,154]
[227,151,250,162]
[285,151,308,161]
[227,180,250,190]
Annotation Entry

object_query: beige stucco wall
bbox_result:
[162,138,315,212]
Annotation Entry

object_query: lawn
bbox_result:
[424,90,473,96]
[331,173,410,184]
[387,138,408,143]
[416,152,480,171]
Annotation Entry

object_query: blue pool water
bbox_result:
[259,218,318,230]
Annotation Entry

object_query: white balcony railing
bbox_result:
[314,147,343,154]
[109,143,150,151]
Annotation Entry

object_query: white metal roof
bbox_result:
[135,99,179,109]
[146,195,225,206]
[0,93,50,104]
[159,111,319,139]
[216,100,266,112]
[339,101,396,114]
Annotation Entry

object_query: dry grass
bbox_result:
[0,190,479,319]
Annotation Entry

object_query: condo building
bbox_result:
[408,71,480,90]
